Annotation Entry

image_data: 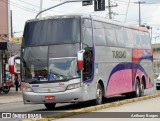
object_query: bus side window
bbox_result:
[83,47,93,81]
[132,30,140,48]
[94,21,106,46]
[82,19,93,47]
[104,23,116,47]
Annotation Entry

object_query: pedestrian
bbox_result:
[14,74,19,92]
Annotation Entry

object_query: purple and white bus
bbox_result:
[21,14,153,109]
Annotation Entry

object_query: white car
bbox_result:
[156,75,160,90]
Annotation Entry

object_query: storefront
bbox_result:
[0,42,7,83]
[0,42,20,84]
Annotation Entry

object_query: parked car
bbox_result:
[156,75,160,90]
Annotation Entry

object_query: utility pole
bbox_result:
[134,1,145,26]
[10,10,13,38]
[108,0,112,19]
[39,0,43,18]
[106,1,117,19]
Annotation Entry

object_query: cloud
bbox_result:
[10,0,160,43]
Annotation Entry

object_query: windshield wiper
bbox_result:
[22,78,40,84]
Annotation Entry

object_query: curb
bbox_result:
[21,93,160,121]
[0,101,23,105]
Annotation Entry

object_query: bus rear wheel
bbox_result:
[140,82,144,96]
[44,103,56,110]
[133,79,141,97]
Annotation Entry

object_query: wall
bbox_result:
[0,0,9,42]
[0,0,9,83]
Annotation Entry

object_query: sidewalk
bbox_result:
[0,87,23,104]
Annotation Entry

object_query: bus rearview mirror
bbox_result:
[77,50,85,70]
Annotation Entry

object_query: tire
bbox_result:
[44,103,56,110]
[156,86,160,90]
[140,82,144,96]
[95,83,103,105]
[133,79,141,97]
[125,92,132,99]
[3,87,10,94]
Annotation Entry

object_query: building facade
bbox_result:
[152,44,160,75]
[0,0,9,83]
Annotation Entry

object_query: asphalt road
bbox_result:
[0,85,158,111]
[0,85,159,121]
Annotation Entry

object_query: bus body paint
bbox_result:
[106,48,153,97]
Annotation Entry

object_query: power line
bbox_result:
[117,0,160,5]
[0,0,38,13]
[124,0,130,23]
[18,0,40,8]
[12,0,75,16]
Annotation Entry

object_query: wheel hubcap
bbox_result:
[136,85,140,96]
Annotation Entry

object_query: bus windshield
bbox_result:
[48,57,78,80]
[22,46,48,82]
[21,17,81,83]
[22,17,80,47]
[22,44,80,82]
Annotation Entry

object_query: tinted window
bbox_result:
[125,28,134,48]
[49,44,80,58]
[104,23,116,46]
[22,46,48,81]
[132,30,140,48]
[94,21,106,46]
[48,44,80,79]
[115,25,125,47]
[82,19,93,47]
[22,17,80,47]
[139,31,151,49]
[144,32,151,49]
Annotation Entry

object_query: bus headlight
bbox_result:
[67,83,81,90]
[22,87,34,92]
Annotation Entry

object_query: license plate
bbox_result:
[45,96,55,100]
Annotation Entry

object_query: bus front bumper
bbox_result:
[22,87,85,104]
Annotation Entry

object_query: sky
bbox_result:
[9,0,160,43]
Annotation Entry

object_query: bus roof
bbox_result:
[26,14,149,33]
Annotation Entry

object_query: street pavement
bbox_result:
[0,82,159,107]
[54,97,160,121]
[0,87,23,104]
[0,84,159,121]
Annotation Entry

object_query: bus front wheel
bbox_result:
[44,103,56,110]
